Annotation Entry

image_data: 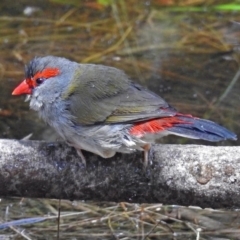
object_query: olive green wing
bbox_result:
[62,64,175,125]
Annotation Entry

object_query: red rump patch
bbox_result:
[129,117,191,137]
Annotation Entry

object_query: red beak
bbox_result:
[12,80,32,95]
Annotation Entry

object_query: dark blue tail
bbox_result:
[168,116,237,142]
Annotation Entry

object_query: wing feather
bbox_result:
[62,64,176,125]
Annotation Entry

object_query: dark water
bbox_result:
[0,1,239,144]
[0,0,240,238]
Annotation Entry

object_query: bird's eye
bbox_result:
[35,78,45,85]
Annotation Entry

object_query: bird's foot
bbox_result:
[76,149,87,167]
[142,144,151,168]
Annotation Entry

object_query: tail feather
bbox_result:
[168,116,237,142]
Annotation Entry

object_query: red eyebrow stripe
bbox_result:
[34,68,60,80]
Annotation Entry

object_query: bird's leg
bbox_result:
[142,144,151,167]
[65,140,87,167]
[76,149,86,167]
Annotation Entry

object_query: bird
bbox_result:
[12,56,237,166]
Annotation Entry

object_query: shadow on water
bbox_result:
[0,0,240,239]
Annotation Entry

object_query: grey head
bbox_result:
[21,56,78,114]
[24,56,79,100]
[25,56,76,77]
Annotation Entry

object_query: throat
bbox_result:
[29,95,44,112]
